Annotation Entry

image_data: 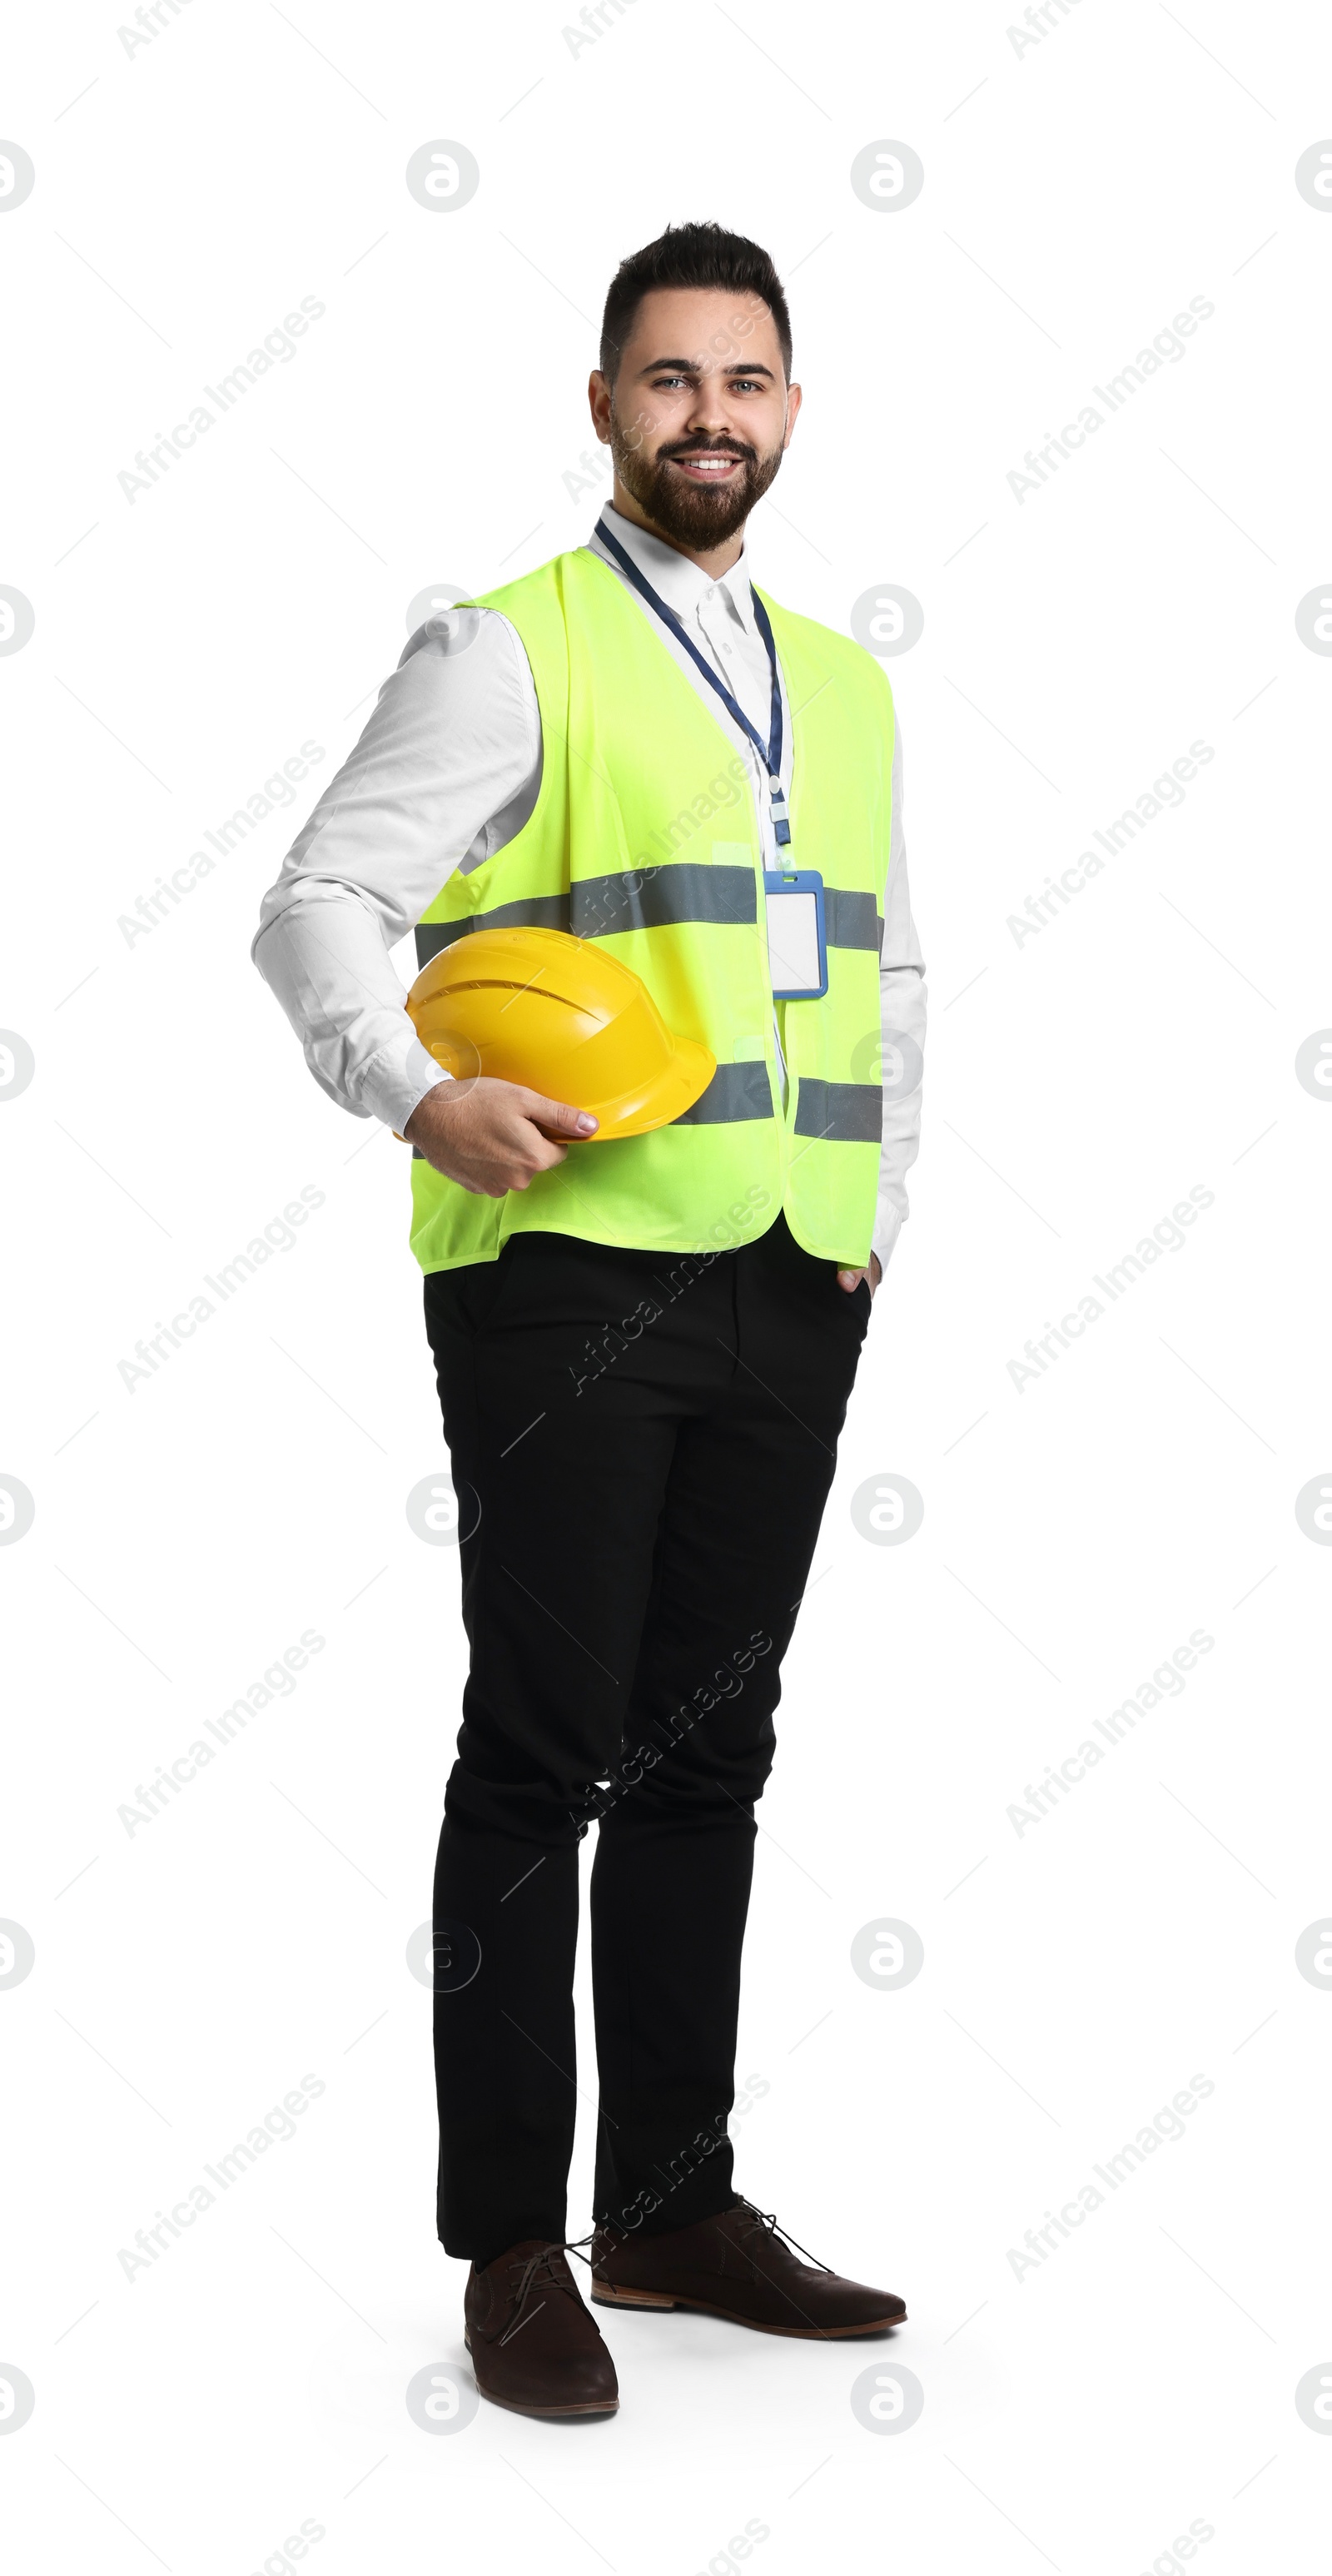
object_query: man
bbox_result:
[253,221,926,2419]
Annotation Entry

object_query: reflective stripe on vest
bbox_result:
[674,1062,775,1125]
[792,1077,882,1144]
[407,548,896,1273]
[413,876,882,966]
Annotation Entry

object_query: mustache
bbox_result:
[659,437,756,464]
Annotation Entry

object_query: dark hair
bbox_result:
[599,221,792,385]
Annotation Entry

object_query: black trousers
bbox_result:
[423,1216,869,2268]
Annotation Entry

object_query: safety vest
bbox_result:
[409,546,896,1272]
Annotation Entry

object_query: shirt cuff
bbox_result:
[871,1204,903,1278]
[357,1032,452,1135]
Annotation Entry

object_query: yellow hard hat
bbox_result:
[405,926,716,1141]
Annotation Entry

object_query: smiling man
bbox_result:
[252,221,926,2419]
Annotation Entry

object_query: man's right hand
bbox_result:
[403,1077,598,1197]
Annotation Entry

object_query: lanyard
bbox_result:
[594,517,792,848]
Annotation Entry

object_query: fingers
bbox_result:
[412,1079,591,1196]
[524,1092,599,1139]
[836,1266,863,1291]
[509,1140,568,1188]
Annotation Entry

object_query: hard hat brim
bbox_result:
[579,1037,717,1141]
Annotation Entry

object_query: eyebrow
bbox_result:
[635,355,776,380]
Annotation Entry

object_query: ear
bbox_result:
[588,369,612,437]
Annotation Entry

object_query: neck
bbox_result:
[608,481,745,579]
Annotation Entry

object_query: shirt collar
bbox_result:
[593,502,756,634]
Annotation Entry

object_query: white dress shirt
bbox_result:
[252,505,927,1271]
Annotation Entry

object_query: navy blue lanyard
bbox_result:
[594,516,792,848]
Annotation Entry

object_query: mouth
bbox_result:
[666,450,747,482]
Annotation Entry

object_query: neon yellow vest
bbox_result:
[409,547,896,1272]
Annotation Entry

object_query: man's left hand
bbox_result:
[835,1253,882,1297]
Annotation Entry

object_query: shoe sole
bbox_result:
[589,2284,906,2338]
[463,2330,619,2418]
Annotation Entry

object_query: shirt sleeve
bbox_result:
[872,719,927,1276]
[251,608,541,1132]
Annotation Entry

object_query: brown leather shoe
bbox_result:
[465,2238,619,2418]
[591,2200,905,2339]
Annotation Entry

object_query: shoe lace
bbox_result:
[499,2232,598,2345]
[731,2199,833,2275]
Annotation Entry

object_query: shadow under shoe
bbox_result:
[590,2200,906,2339]
[465,2236,619,2418]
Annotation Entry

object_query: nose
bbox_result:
[681,394,738,440]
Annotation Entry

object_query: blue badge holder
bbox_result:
[763,869,828,1001]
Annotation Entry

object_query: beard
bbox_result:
[608,415,784,550]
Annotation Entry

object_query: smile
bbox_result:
[669,452,744,479]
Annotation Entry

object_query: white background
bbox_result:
[3,2,1331,2569]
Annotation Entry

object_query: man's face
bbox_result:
[589,286,801,551]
